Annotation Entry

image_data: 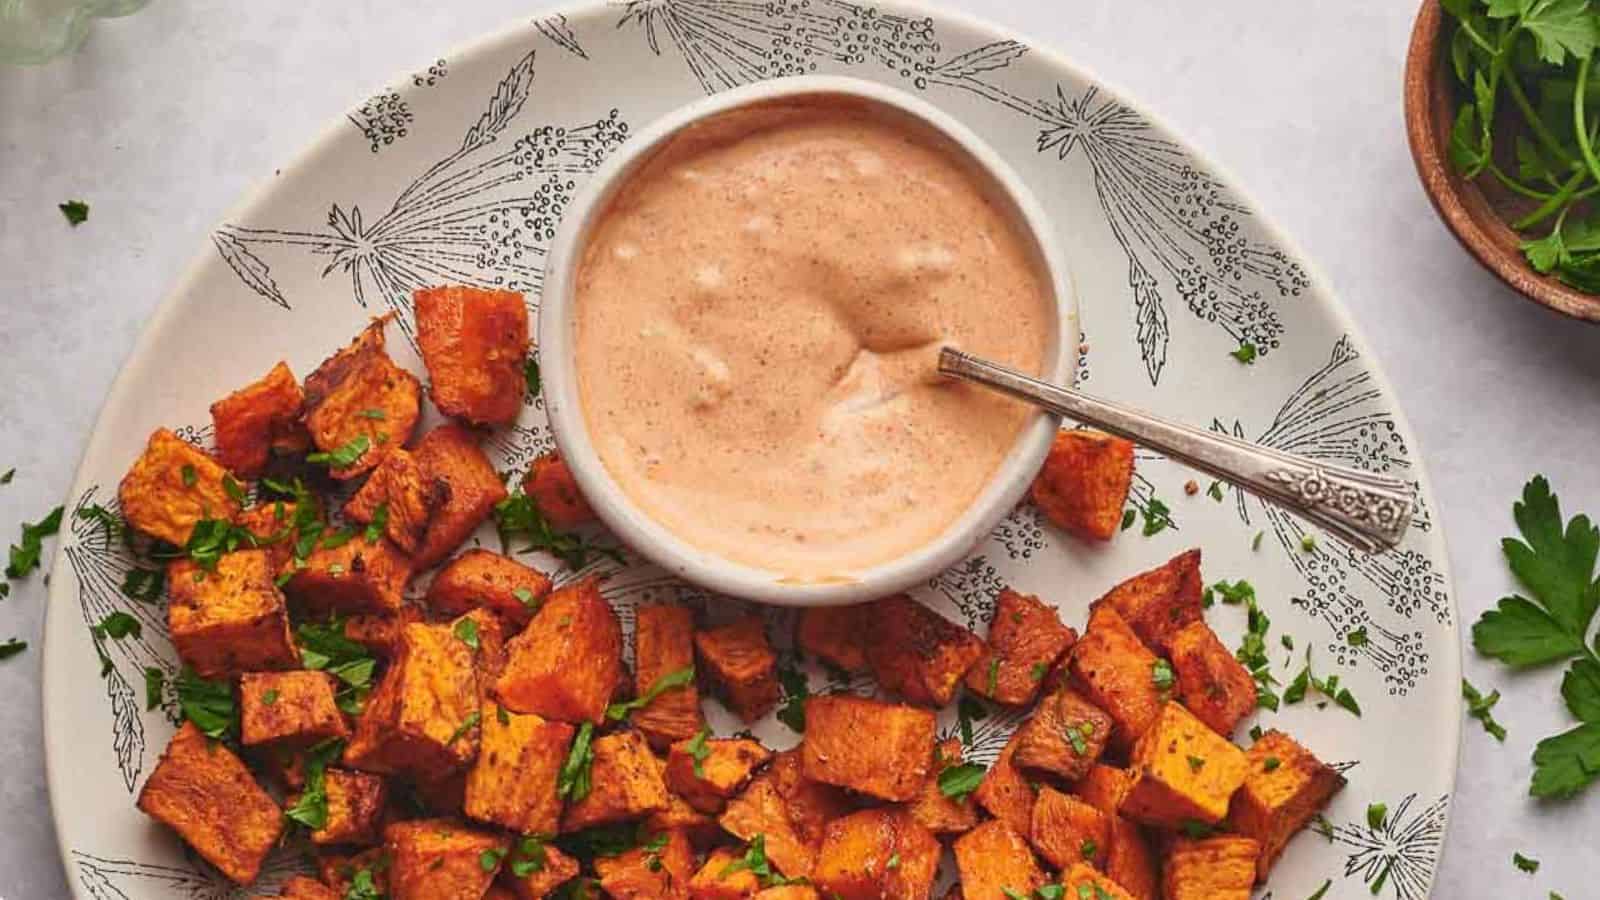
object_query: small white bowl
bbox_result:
[539,75,1078,606]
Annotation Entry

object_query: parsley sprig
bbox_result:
[558,721,596,801]
[284,739,345,831]
[606,666,695,722]
[493,485,622,571]
[296,617,377,715]
[6,505,63,579]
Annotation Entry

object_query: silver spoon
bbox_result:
[938,347,1416,553]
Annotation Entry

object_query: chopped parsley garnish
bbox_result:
[1366,802,1387,830]
[607,666,695,721]
[1230,342,1258,364]
[357,408,387,420]
[447,711,482,746]
[183,518,259,571]
[175,667,236,740]
[120,567,164,603]
[1030,662,1048,682]
[180,464,197,487]
[937,762,986,802]
[296,617,377,714]
[524,356,542,397]
[1283,650,1361,716]
[1346,626,1369,647]
[509,834,550,877]
[6,505,63,579]
[1186,755,1205,772]
[775,663,809,733]
[1140,498,1173,536]
[284,738,345,830]
[59,200,89,226]
[1306,880,1332,900]
[1065,722,1091,756]
[558,722,596,801]
[479,847,506,873]
[1263,756,1282,772]
[306,435,371,469]
[513,586,538,609]
[262,689,279,706]
[363,503,389,544]
[1206,481,1224,501]
[686,726,713,779]
[454,616,481,650]
[493,486,623,571]
[1120,508,1136,532]
[957,693,988,745]
[1300,533,1317,552]
[1462,678,1508,741]
[1252,530,1264,551]
[1178,819,1217,839]
[0,468,13,484]
[93,611,141,641]
[1513,852,1540,874]
[142,666,166,710]
[1080,839,1098,860]
[986,657,1000,695]
[0,638,26,660]
[718,834,798,887]
[1151,658,1175,693]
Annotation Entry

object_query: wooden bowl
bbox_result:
[1404,0,1600,322]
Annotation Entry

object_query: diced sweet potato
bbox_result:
[212,361,307,479]
[694,615,780,722]
[801,695,934,802]
[235,500,299,570]
[521,452,595,529]
[1092,549,1204,653]
[1074,763,1133,815]
[499,842,581,899]
[281,535,412,617]
[411,424,509,568]
[901,739,979,835]
[316,847,389,897]
[1070,607,1164,748]
[1061,863,1137,900]
[1227,729,1346,880]
[427,549,552,630]
[119,427,242,546]
[718,777,817,879]
[411,768,469,817]
[303,319,421,479]
[634,604,704,748]
[385,818,508,900]
[754,888,819,900]
[689,846,760,899]
[1104,816,1160,900]
[766,748,851,846]
[343,621,480,777]
[136,722,284,884]
[647,750,726,849]
[1121,701,1250,829]
[812,808,940,900]
[270,876,340,900]
[1168,619,1256,737]
[953,819,1045,900]
[973,729,1036,835]
[1162,837,1259,900]
[1030,429,1135,541]
[665,736,771,814]
[796,604,869,674]
[594,829,694,899]
[461,607,507,702]
[864,594,986,707]
[168,551,298,679]
[414,285,529,426]
[561,729,669,831]
[239,670,349,748]
[343,448,446,555]
[465,702,574,834]
[965,588,1076,707]
[1013,688,1113,782]
[495,577,623,724]
[1029,787,1109,870]
[342,606,422,659]
[308,768,386,846]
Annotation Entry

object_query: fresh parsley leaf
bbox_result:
[306,435,371,469]
[957,693,987,745]
[479,847,506,873]
[1306,879,1332,900]
[262,689,279,706]
[364,502,389,544]
[775,664,809,733]
[357,408,387,420]
[143,667,165,711]
[524,356,542,398]
[493,486,623,571]
[1140,498,1172,537]
[1463,678,1509,741]
[1346,626,1369,647]
[454,616,481,650]
[0,468,13,484]
[718,834,795,887]
[295,617,375,714]
[0,638,26,660]
[1151,658,1175,693]
[513,586,539,609]
[6,505,63,579]
[446,711,481,747]
[937,762,986,802]
[510,834,549,877]
[607,666,695,721]
[180,464,197,487]
[1562,657,1600,721]
[686,726,713,779]
[120,567,164,603]
[175,667,236,740]
[1522,0,1600,65]
[1230,342,1258,364]
[93,611,141,641]
[1474,595,1587,666]
[1367,802,1387,830]
[1120,508,1136,531]
[558,721,596,801]
[59,200,88,226]
[1514,851,1541,873]
[183,518,258,571]
[1206,480,1224,501]
[985,656,1000,695]
[284,739,344,830]
[1531,720,1600,798]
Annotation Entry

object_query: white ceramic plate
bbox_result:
[42,4,1459,898]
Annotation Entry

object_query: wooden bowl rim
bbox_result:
[1403,0,1600,323]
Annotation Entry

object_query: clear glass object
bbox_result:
[0,0,152,66]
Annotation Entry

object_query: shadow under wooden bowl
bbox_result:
[1404,0,1600,322]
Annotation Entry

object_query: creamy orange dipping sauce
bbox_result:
[573,98,1053,576]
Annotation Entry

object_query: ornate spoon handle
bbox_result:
[939,348,1415,553]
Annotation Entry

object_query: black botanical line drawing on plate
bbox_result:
[1212,336,1446,696]
[412,57,450,88]
[350,89,415,153]
[535,12,588,58]
[928,554,1005,632]
[73,848,308,900]
[935,701,1026,766]
[1330,793,1448,900]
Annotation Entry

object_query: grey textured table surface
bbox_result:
[3,1,1599,897]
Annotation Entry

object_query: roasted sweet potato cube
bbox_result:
[665,736,771,813]
[1074,763,1133,814]
[1070,607,1164,748]
[766,748,850,846]
[812,808,940,900]
[465,703,573,834]
[303,319,421,480]
[385,818,508,900]
[864,594,986,707]
[561,729,669,831]
[235,501,299,570]
[521,452,595,529]
[1030,429,1135,541]
[1162,837,1259,900]
[281,536,411,616]
[1169,620,1256,737]
[1227,729,1346,879]
[796,604,869,673]
[754,888,819,900]
[499,842,581,899]
[316,847,389,897]
[1122,702,1250,829]
[239,670,349,748]
[342,606,422,658]
[689,846,760,899]
[648,797,724,851]
[343,448,446,555]
[965,588,1076,706]
[414,285,529,426]
[1062,863,1137,900]
[801,695,934,802]
[212,361,307,479]
[343,621,479,776]
[953,819,1045,900]
[1091,549,1203,653]
[900,739,979,835]
[307,768,386,846]
[1030,787,1109,870]
[136,722,284,884]
[1104,816,1160,900]
[594,829,694,899]
[495,577,622,724]
[634,604,704,747]
[974,729,1036,834]
[694,615,780,722]
[1013,688,1113,781]
[412,769,469,817]
[718,777,817,879]
[411,424,509,568]
[168,551,298,679]
[427,549,551,630]
[269,876,340,900]
[119,428,242,546]
[458,607,508,705]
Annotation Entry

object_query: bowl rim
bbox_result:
[1403,0,1600,323]
[537,74,1079,606]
